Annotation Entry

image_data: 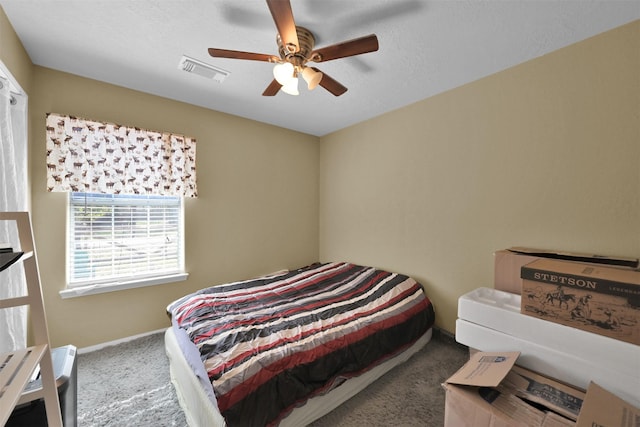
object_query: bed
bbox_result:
[165,261,436,427]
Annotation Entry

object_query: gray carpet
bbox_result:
[77,332,187,427]
[77,329,468,426]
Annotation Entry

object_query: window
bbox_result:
[65,192,185,294]
[45,113,196,298]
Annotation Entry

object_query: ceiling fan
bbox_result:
[208,0,379,97]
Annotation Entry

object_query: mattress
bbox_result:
[166,262,436,426]
[456,287,640,407]
[165,326,432,427]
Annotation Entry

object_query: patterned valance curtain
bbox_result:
[45,113,197,197]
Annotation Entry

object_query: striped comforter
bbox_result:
[167,262,435,426]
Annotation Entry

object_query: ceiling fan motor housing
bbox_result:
[277,26,316,66]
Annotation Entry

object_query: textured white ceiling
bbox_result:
[1,0,638,136]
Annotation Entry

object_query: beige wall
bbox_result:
[3,6,318,349]
[2,5,638,346]
[0,7,31,92]
[319,21,640,334]
[26,68,319,348]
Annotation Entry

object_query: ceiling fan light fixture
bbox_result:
[281,77,299,96]
[273,62,294,85]
[301,67,322,90]
[208,1,378,98]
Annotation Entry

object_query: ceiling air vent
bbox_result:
[179,55,229,83]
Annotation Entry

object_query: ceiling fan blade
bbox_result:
[266,0,299,53]
[262,79,282,96]
[312,68,347,97]
[310,34,379,62]
[208,48,276,62]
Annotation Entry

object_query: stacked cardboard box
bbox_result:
[443,351,639,427]
[447,247,640,425]
[455,287,639,406]
[493,247,638,295]
[520,258,640,345]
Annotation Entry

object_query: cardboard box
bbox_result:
[494,247,639,295]
[455,318,639,407]
[521,258,640,345]
[443,351,585,427]
[456,288,640,406]
[575,382,640,427]
[494,249,540,294]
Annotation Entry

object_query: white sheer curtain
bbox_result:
[0,75,28,353]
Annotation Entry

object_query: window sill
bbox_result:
[59,273,188,299]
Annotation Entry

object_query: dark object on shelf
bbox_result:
[6,345,78,427]
[0,251,23,272]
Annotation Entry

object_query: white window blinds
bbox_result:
[68,192,183,287]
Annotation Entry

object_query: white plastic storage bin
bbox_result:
[456,287,640,408]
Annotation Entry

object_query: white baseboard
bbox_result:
[77,328,168,354]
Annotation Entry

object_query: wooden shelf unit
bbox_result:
[0,212,62,426]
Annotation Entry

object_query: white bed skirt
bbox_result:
[164,326,433,427]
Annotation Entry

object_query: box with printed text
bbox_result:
[494,247,639,295]
[521,258,640,345]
